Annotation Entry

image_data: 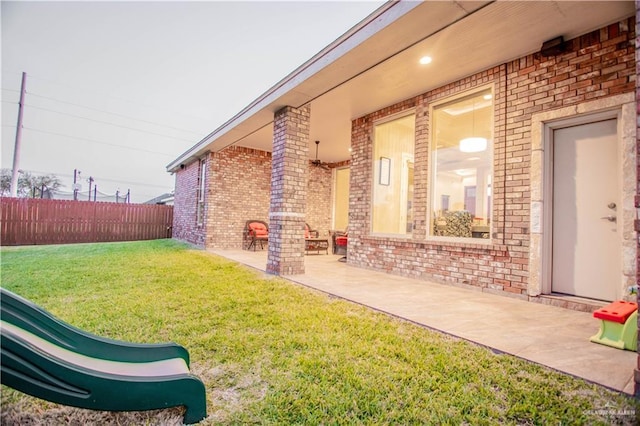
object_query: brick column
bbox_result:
[266,105,310,275]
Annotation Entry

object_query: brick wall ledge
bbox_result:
[360,235,509,255]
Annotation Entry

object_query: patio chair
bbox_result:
[304,223,328,254]
[304,223,319,239]
[0,288,207,424]
[244,220,269,250]
[333,230,348,256]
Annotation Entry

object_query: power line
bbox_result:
[14,168,173,190]
[23,127,178,158]
[88,176,171,189]
[26,91,204,136]
[23,73,212,126]
[25,104,196,142]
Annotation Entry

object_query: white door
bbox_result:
[552,119,619,301]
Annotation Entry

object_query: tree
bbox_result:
[0,169,62,198]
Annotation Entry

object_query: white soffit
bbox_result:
[167,0,634,169]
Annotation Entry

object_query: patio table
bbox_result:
[305,238,329,255]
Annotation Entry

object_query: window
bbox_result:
[333,167,350,231]
[196,158,206,226]
[371,114,415,235]
[431,88,493,239]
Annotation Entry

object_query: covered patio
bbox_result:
[170,1,640,394]
[211,248,636,395]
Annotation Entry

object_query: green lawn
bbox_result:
[1,240,638,425]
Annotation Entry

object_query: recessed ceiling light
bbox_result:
[483,94,493,100]
[455,169,474,177]
[419,56,432,65]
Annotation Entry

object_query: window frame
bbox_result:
[332,166,350,231]
[369,110,416,238]
[196,157,207,226]
[427,85,495,244]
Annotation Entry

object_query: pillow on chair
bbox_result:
[248,222,268,238]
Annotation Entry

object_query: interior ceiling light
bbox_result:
[455,169,474,176]
[459,96,487,153]
[459,137,487,153]
[419,56,432,65]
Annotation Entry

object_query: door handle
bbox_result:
[600,215,617,222]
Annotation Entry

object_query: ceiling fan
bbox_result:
[311,140,330,170]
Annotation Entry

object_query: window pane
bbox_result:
[372,114,415,235]
[333,167,350,231]
[196,159,206,225]
[431,89,492,239]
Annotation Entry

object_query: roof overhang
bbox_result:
[167,0,635,173]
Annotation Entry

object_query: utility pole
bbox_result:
[9,72,27,197]
[73,169,81,201]
[87,176,94,201]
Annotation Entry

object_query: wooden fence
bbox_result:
[0,198,173,246]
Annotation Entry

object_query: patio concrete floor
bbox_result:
[210,249,636,395]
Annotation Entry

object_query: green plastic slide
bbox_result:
[0,288,206,424]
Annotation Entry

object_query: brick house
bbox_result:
[168,2,640,390]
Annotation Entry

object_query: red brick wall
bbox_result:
[349,18,636,298]
[207,146,272,249]
[306,165,332,238]
[173,158,207,247]
[174,143,332,250]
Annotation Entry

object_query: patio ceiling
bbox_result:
[167,0,634,171]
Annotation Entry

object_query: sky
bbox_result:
[1,0,385,203]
